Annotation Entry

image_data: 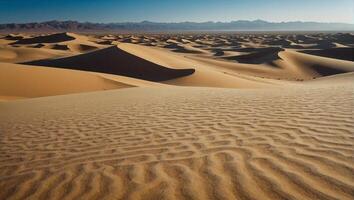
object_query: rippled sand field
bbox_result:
[1,80,353,199]
[0,32,354,199]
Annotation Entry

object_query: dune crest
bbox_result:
[25,45,196,81]
[12,32,75,44]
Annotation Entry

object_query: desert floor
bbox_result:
[0,32,353,200]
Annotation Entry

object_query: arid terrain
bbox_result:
[0,32,354,200]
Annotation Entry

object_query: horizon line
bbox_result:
[1,19,354,25]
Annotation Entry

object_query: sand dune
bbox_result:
[224,47,284,64]
[0,32,104,54]
[279,50,354,77]
[122,34,354,81]
[1,32,354,200]
[12,32,75,44]
[0,45,73,63]
[3,33,24,40]
[67,43,98,52]
[0,75,353,200]
[300,48,354,62]
[306,72,354,84]
[119,43,280,88]
[25,45,195,81]
[0,62,162,100]
[164,42,205,54]
[0,34,26,45]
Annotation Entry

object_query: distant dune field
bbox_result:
[0,32,353,200]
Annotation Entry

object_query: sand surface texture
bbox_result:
[0,32,353,200]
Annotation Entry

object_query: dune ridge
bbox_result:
[24,45,196,82]
[12,32,75,44]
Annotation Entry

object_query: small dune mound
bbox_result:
[3,34,24,40]
[100,35,116,40]
[24,45,195,81]
[300,48,354,62]
[164,43,203,54]
[262,39,291,47]
[280,50,354,77]
[293,35,318,44]
[49,44,70,51]
[96,40,113,45]
[30,43,45,48]
[212,49,225,56]
[164,43,180,49]
[225,47,284,64]
[173,47,203,54]
[12,32,75,45]
[312,40,336,49]
[332,33,354,46]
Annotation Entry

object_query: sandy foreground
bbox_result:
[0,32,354,200]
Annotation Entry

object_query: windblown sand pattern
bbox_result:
[1,81,353,200]
[0,32,354,200]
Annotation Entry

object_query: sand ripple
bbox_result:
[0,83,353,200]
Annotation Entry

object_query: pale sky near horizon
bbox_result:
[0,0,353,24]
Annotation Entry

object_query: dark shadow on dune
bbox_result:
[3,34,24,40]
[12,32,75,44]
[225,47,284,64]
[312,40,336,49]
[164,43,202,54]
[301,48,354,62]
[51,44,69,51]
[164,43,179,49]
[283,44,305,49]
[212,49,225,56]
[23,46,195,82]
[332,33,354,46]
[262,39,291,46]
[31,43,45,48]
[311,64,348,76]
[231,47,260,52]
[71,44,98,52]
[96,40,113,45]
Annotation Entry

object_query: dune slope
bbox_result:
[0,62,163,100]
[279,50,354,78]
[0,45,73,63]
[25,45,195,81]
[300,48,354,62]
[119,43,281,88]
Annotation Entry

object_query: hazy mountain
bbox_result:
[1,20,353,32]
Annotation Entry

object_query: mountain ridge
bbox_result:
[1,20,353,32]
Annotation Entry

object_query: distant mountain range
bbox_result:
[1,20,354,32]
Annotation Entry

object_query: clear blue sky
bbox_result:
[0,0,353,24]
